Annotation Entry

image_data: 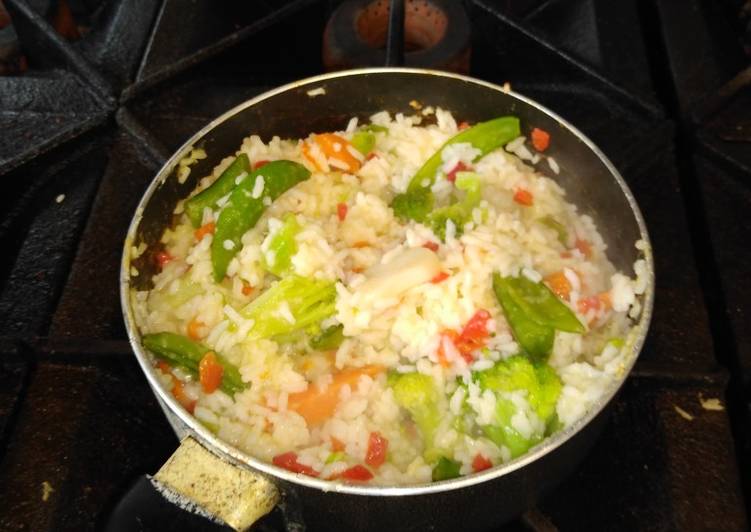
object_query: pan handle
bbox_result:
[106,437,279,532]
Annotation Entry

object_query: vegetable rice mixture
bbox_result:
[131,108,648,485]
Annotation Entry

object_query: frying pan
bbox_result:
[119,68,654,532]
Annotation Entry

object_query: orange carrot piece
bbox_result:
[315,133,362,173]
[288,365,383,426]
[513,188,534,206]
[199,351,223,394]
[172,380,196,414]
[241,281,253,296]
[195,222,215,241]
[544,271,572,301]
[531,128,550,151]
[187,318,205,341]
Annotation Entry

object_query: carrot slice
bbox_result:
[172,380,196,414]
[544,271,572,301]
[531,128,550,151]
[199,351,223,394]
[331,437,346,452]
[287,365,383,426]
[430,271,450,284]
[195,222,215,241]
[307,133,361,173]
[187,318,205,341]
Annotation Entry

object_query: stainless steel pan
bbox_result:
[120,68,654,532]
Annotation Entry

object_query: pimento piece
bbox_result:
[531,128,550,152]
[272,452,320,477]
[574,238,592,259]
[472,454,493,472]
[341,465,373,482]
[241,281,253,296]
[513,188,534,206]
[422,241,439,252]
[446,161,470,183]
[155,251,173,268]
[544,271,572,301]
[337,202,348,221]
[455,309,492,357]
[458,121,471,131]
[195,222,215,241]
[431,271,450,284]
[253,159,270,170]
[365,432,389,468]
[199,351,223,394]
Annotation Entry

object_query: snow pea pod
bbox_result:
[142,332,244,395]
[492,273,583,360]
[392,116,520,222]
[184,153,251,228]
[211,160,310,281]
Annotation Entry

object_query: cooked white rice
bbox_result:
[132,109,646,485]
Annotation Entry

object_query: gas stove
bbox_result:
[0,0,749,530]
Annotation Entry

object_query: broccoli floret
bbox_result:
[473,355,562,458]
[389,372,442,446]
[426,172,481,241]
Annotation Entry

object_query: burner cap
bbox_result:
[323,0,470,72]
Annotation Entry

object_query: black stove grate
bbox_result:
[0,0,749,530]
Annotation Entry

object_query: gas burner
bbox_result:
[323,0,470,72]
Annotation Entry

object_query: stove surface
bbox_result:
[0,0,749,530]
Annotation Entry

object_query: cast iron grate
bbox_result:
[0,0,748,530]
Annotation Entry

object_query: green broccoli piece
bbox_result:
[389,372,442,446]
[426,172,482,241]
[263,213,301,276]
[473,355,562,458]
[351,131,376,155]
[391,186,434,223]
[432,456,462,481]
[241,275,336,340]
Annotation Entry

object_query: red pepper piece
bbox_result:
[272,452,320,477]
[365,432,388,468]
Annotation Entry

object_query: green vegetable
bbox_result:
[426,172,481,240]
[540,215,569,246]
[310,324,345,350]
[184,154,251,228]
[351,131,376,155]
[325,451,346,464]
[142,332,245,395]
[212,160,310,281]
[389,372,441,445]
[391,116,520,222]
[492,273,584,360]
[474,356,562,458]
[263,213,301,276]
[432,456,462,481]
[241,275,336,340]
[363,124,388,133]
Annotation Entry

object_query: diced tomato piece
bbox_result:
[422,241,439,252]
[574,238,592,259]
[431,271,450,284]
[545,271,572,301]
[155,251,173,268]
[272,452,320,477]
[331,437,346,452]
[446,161,470,183]
[472,454,493,472]
[341,465,373,482]
[253,159,270,170]
[195,222,215,241]
[156,360,172,375]
[513,188,534,206]
[187,318,205,341]
[199,351,223,394]
[171,380,196,414]
[241,281,253,296]
[366,152,378,161]
[337,202,348,221]
[454,309,492,359]
[531,128,550,151]
[365,432,389,468]
[458,121,470,131]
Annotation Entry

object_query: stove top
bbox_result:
[0,0,749,530]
